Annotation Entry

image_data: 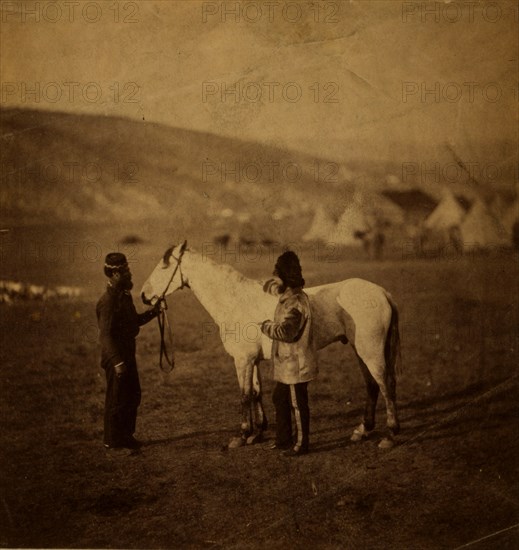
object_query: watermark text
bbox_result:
[401,2,518,23]
[202,160,339,184]
[202,81,339,104]
[1,1,140,23]
[1,81,141,104]
[201,1,340,23]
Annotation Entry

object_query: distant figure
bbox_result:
[96,253,162,452]
[448,226,463,255]
[357,225,385,260]
[370,228,385,260]
[260,251,318,457]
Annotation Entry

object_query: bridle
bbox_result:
[159,246,188,300]
[153,241,188,372]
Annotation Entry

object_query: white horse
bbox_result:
[141,242,401,449]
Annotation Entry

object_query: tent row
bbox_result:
[422,189,516,250]
[302,188,519,253]
[302,192,404,247]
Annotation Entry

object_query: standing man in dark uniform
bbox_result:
[96,252,162,451]
[261,251,318,457]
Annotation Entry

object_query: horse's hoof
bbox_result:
[228,436,246,449]
[378,437,395,449]
[246,433,264,445]
[350,425,370,442]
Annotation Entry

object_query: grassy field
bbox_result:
[1,221,518,548]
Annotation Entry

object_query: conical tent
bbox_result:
[302,204,336,242]
[424,190,466,231]
[329,200,371,246]
[459,199,510,249]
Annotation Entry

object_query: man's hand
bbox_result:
[152,299,167,315]
[263,278,283,296]
[259,320,270,334]
[262,278,277,292]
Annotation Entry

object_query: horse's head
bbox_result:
[141,241,188,305]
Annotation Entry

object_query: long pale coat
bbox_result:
[261,280,318,384]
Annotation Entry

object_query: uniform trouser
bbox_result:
[104,360,141,446]
[272,382,310,451]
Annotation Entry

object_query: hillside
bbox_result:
[2,108,515,246]
[1,108,347,235]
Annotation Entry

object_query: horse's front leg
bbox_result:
[228,358,254,449]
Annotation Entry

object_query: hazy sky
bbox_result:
[2,0,518,182]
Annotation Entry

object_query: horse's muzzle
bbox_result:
[141,291,153,305]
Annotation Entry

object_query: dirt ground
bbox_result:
[1,222,518,549]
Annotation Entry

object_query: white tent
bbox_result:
[459,199,510,249]
[328,199,371,247]
[302,204,336,242]
[424,189,466,231]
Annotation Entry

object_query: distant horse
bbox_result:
[141,242,401,449]
[239,236,256,246]
[213,234,231,249]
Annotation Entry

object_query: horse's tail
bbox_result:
[385,294,402,378]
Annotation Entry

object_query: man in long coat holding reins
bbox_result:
[96,252,162,451]
[261,251,318,457]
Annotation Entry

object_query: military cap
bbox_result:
[104,252,128,270]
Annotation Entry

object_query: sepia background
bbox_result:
[1,1,518,548]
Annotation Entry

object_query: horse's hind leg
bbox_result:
[366,357,399,448]
[384,366,399,436]
[247,361,268,444]
[351,358,379,442]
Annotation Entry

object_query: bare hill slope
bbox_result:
[1,108,340,229]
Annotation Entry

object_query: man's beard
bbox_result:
[119,278,133,291]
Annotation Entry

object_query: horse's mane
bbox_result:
[162,244,257,288]
[190,249,258,288]
[203,257,254,286]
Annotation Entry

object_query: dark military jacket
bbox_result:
[96,284,156,370]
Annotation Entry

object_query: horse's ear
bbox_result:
[162,245,175,266]
[180,240,188,253]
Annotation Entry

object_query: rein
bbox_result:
[155,243,187,372]
[157,305,174,372]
